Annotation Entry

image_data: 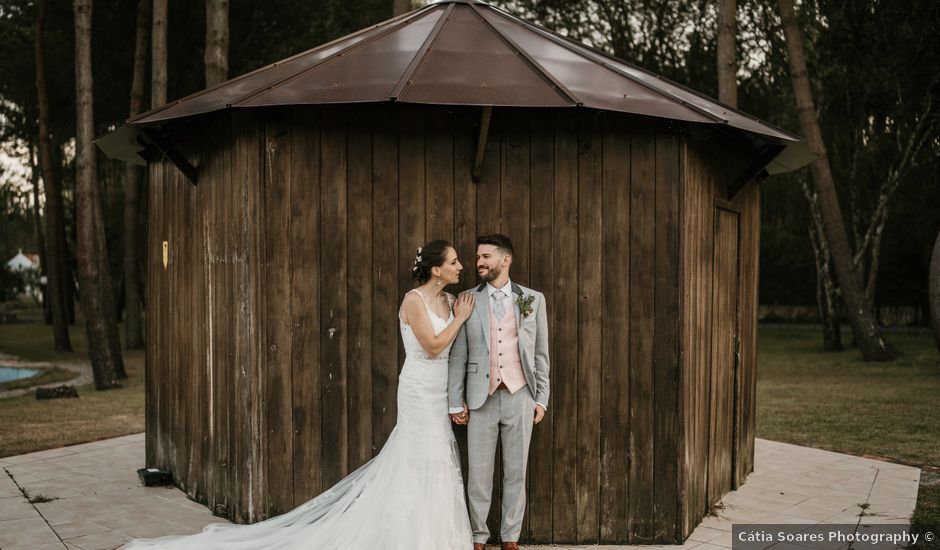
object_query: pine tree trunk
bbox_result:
[35,0,73,352]
[778,0,893,361]
[74,0,124,388]
[28,144,51,321]
[930,230,940,354]
[204,0,228,87]
[152,0,167,107]
[717,0,737,107]
[123,0,150,350]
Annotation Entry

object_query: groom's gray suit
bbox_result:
[448,280,550,544]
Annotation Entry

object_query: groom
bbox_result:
[448,234,550,550]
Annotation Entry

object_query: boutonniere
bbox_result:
[516,294,535,319]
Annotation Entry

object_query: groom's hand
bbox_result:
[450,402,469,425]
[533,404,545,425]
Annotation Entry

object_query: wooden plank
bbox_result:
[551,109,578,543]
[221,113,238,517]
[231,110,260,521]
[653,128,681,542]
[246,110,266,522]
[627,119,656,543]
[347,108,374,470]
[500,110,530,284]
[320,106,349,487]
[372,105,399,449]
[576,110,602,544]
[263,111,294,515]
[599,114,630,543]
[708,206,739,504]
[425,108,455,242]
[475,108,501,235]
[525,110,554,543]
[398,105,425,380]
[732,182,759,487]
[146,161,162,468]
[452,107,477,501]
[290,108,322,505]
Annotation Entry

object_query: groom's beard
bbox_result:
[478,264,502,282]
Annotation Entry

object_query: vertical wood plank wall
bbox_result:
[146,105,756,544]
[678,135,760,539]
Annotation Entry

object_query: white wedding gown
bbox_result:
[123,290,473,549]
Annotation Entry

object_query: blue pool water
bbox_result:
[0,366,41,383]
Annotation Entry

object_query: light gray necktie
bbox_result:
[492,290,507,320]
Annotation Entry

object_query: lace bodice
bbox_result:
[399,290,455,361]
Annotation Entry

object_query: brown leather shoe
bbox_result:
[473,544,486,550]
[501,543,520,550]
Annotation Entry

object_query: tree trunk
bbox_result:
[803,179,843,351]
[28,143,51,322]
[777,0,893,361]
[930,230,940,354]
[123,0,150,350]
[204,0,228,87]
[393,0,411,16]
[717,0,737,107]
[74,0,124,388]
[152,0,167,107]
[35,0,73,352]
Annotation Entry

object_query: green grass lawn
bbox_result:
[757,325,940,548]
[0,319,145,458]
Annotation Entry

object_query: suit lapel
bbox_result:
[475,285,490,349]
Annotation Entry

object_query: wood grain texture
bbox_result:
[600,114,630,543]
[290,108,322,506]
[319,107,349,488]
[143,106,760,542]
[576,110,602,544]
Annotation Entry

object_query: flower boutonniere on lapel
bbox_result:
[516,294,535,319]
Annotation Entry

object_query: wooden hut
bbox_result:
[98,0,813,544]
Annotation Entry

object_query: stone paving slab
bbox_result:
[0,434,922,550]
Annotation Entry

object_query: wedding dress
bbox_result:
[123,290,473,549]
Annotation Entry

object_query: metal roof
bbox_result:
[119,0,814,173]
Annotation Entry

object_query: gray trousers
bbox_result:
[467,386,535,543]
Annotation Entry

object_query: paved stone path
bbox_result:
[0,434,922,549]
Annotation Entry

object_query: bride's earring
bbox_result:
[436,277,443,286]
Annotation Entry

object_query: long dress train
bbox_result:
[122,290,472,549]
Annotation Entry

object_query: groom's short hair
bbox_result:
[477,234,514,256]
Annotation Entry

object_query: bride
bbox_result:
[122,239,476,549]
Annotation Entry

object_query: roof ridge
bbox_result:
[230,5,446,108]
[389,3,456,101]
[468,3,580,107]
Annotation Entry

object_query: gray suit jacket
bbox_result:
[448,282,550,412]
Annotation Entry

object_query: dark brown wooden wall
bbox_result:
[678,135,760,538]
[146,104,755,544]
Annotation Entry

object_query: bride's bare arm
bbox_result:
[401,292,475,357]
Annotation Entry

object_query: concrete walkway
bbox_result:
[0,434,921,550]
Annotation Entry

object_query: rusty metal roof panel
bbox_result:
[124,0,815,172]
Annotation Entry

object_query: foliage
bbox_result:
[0,264,27,301]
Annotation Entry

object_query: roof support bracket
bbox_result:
[728,143,784,199]
[139,128,199,185]
[472,106,493,183]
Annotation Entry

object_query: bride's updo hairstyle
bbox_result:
[412,240,453,284]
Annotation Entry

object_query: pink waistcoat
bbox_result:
[488,303,527,395]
